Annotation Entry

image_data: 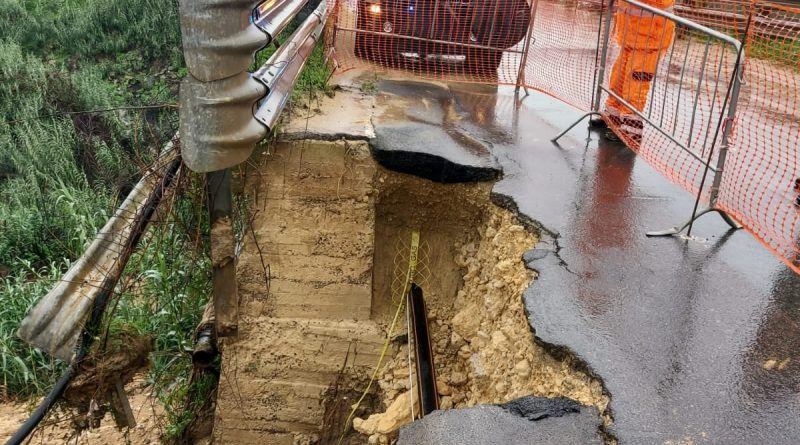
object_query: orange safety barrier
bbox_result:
[327,0,800,274]
[329,0,536,85]
[712,1,800,274]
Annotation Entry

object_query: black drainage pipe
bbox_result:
[192,326,217,368]
[5,158,181,445]
[409,283,440,416]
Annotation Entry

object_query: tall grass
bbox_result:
[0,3,329,437]
[0,0,181,62]
[0,263,65,397]
[0,0,201,403]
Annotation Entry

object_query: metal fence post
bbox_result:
[208,169,239,337]
[515,0,540,93]
[709,55,744,206]
[592,0,616,113]
[551,0,615,142]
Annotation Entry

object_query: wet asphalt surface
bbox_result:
[368,79,800,444]
[398,397,603,444]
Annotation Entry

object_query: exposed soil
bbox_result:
[0,138,609,444]
[214,140,385,445]
[220,139,608,444]
[0,372,165,445]
[354,172,608,444]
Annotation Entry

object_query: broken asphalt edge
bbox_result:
[277,108,616,443]
[491,189,617,443]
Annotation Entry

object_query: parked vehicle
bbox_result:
[354,0,531,75]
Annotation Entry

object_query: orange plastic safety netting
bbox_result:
[713,1,800,273]
[596,2,742,197]
[328,0,537,84]
[326,0,800,274]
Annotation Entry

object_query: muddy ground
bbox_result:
[0,372,166,445]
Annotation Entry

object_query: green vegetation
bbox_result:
[748,36,800,67]
[254,33,334,101]
[161,368,218,442]
[0,0,332,438]
[0,263,66,396]
[295,43,335,98]
[0,0,205,407]
[359,74,381,94]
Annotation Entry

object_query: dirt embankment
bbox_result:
[352,171,608,444]
[0,140,610,445]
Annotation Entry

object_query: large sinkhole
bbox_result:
[216,140,608,444]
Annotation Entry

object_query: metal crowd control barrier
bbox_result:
[553,0,745,237]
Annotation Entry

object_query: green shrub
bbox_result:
[0,0,187,400]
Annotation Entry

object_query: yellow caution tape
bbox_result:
[337,230,420,445]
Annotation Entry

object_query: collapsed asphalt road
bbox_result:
[285,74,800,443]
[489,88,800,444]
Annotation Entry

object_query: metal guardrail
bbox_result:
[17,143,180,361]
[9,1,331,442]
[179,0,329,173]
[254,0,329,130]
[20,0,330,363]
[255,0,310,39]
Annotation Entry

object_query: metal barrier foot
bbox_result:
[552,111,602,143]
[588,117,607,128]
[646,207,742,237]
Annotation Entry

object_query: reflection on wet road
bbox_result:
[368,78,800,443]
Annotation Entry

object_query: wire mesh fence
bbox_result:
[327,0,800,274]
[330,0,536,84]
[712,1,800,273]
[590,0,744,207]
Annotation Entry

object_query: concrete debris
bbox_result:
[377,208,608,420]
[397,396,603,445]
[353,391,419,436]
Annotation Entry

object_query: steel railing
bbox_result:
[553,0,746,236]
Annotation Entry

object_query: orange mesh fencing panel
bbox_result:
[714,1,800,273]
[329,0,535,85]
[598,1,745,197]
[596,0,799,273]
[521,0,607,110]
[327,0,800,273]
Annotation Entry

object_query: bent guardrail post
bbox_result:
[16,144,180,361]
[9,147,181,445]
